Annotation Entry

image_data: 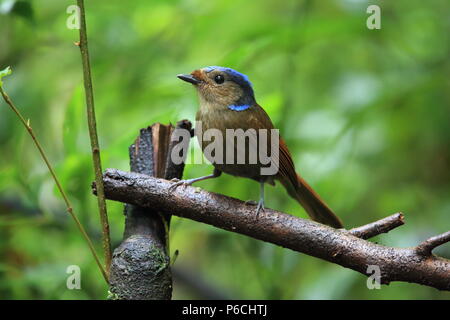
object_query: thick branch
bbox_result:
[109,121,191,300]
[96,169,450,291]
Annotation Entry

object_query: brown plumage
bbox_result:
[177,66,343,228]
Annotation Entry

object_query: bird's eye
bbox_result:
[214,74,225,84]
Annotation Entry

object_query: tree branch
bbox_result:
[94,169,450,291]
[109,120,192,300]
[0,67,108,283]
[348,213,404,240]
[416,231,450,256]
[76,0,112,275]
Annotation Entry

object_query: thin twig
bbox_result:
[349,213,404,239]
[416,231,450,256]
[76,0,112,275]
[0,85,108,283]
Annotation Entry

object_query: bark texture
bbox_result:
[107,120,191,299]
[97,169,450,291]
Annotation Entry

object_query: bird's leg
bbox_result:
[255,181,265,218]
[169,168,222,191]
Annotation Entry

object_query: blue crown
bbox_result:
[204,66,253,89]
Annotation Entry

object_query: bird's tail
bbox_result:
[280,174,343,228]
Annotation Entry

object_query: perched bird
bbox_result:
[175,66,343,228]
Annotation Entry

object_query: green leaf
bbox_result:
[0,66,12,88]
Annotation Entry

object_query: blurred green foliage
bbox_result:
[0,0,449,299]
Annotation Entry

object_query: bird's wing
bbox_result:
[250,105,343,228]
[250,104,299,188]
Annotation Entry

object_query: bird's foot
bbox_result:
[244,199,265,218]
[255,199,265,218]
[168,178,194,192]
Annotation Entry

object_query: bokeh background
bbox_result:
[0,0,449,299]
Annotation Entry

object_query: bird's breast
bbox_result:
[195,104,275,183]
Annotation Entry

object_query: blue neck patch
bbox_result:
[228,104,251,111]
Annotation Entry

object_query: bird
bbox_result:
[174,66,343,228]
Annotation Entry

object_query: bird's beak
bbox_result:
[177,73,201,85]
